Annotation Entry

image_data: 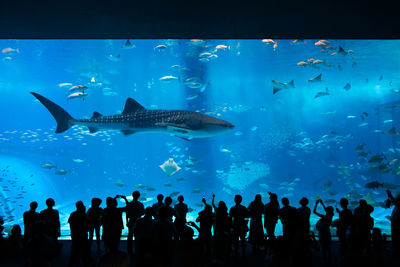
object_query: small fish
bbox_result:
[344,83,351,91]
[389,159,399,166]
[384,120,393,124]
[379,75,383,81]
[154,44,167,50]
[169,191,180,197]
[58,83,73,87]
[40,163,57,169]
[297,61,308,66]
[159,75,179,82]
[192,188,201,193]
[113,180,125,187]
[176,177,185,181]
[2,47,20,54]
[55,169,68,175]
[68,85,88,93]
[382,127,400,135]
[307,73,322,82]
[315,88,329,98]
[337,46,348,55]
[121,40,136,49]
[358,122,368,127]
[262,39,275,44]
[369,154,385,163]
[216,44,230,50]
[164,183,172,187]
[234,131,243,136]
[72,159,84,163]
[347,115,357,119]
[365,181,384,189]
[291,39,307,45]
[314,40,329,46]
[251,126,258,131]
[355,143,365,152]
[67,92,88,101]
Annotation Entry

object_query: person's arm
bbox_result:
[202,197,207,206]
[119,195,129,206]
[188,221,200,232]
[319,200,327,212]
[313,200,323,218]
[212,194,217,210]
[56,211,61,236]
[387,190,399,207]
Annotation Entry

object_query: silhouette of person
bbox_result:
[372,227,383,265]
[164,196,177,222]
[335,197,352,257]
[174,195,188,240]
[151,206,176,267]
[121,190,144,255]
[386,190,400,254]
[39,198,61,243]
[212,194,230,234]
[87,197,103,253]
[0,216,5,258]
[133,207,154,267]
[177,223,202,267]
[7,225,24,258]
[352,199,374,261]
[313,199,333,263]
[152,194,165,220]
[264,192,280,241]
[68,200,91,266]
[23,201,39,244]
[247,194,264,252]
[297,197,312,266]
[229,194,249,258]
[195,197,215,263]
[279,197,298,264]
[102,196,126,252]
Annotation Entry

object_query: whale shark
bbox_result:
[31,92,234,139]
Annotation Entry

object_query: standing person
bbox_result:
[39,198,61,243]
[133,207,154,267]
[87,197,103,253]
[387,190,400,254]
[164,196,176,222]
[212,194,230,234]
[264,193,280,241]
[247,194,264,252]
[297,197,312,266]
[102,196,125,252]
[174,195,188,240]
[195,197,214,264]
[335,198,352,257]
[229,194,250,258]
[313,199,334,263]
[121,191,144,255]
[68,201,91,267]
[152,194,165,220]
[23,201,39,244]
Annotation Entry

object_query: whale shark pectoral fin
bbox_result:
[91,111,102,119]
[88,127,98,133]
[122,98,146,114]
[121,130,135,135]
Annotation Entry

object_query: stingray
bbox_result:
[160,158,181,176]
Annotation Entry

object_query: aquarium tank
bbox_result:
[0,39,399,238]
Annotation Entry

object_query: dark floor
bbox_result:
[1,240,399,266]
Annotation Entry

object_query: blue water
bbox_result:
[0,39,399,237]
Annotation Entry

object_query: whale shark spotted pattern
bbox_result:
[31,92,234,139]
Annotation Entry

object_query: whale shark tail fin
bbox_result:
[31,92,74,133]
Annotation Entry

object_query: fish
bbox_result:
[347,115,357,119]
[355,143,365,152]
[291,39,307,45]
[55,169,68,175]
[365,181,384,189]
[30,92,234,138]
[344,83,351,91]
[297,61,308,66]
[176,177,185,181]
[384,120,393,124]
[315,88,329,98]
[164,183,172,187]
[308,74,322,82]
[359,122,368,127]
[382,127,400,135]
[216,44,230,50]
[72,159,84,163]
[159,75,179,82]
[113,180,125,187]
[121,40,136,49]
[68,85,88,94]
[314,40,329,46]
[160,158,181,176]
[389,159,399,166]
[134,183,147,189]
[368,154,385,163]
[358,152,369,158]
[2,47,20,54]
[192,188,201,193]
[262,39,275,44]
[337,46,348,55]
[169,191,180,197]
[67,92,88,101]
[154,44,167,50]
[272,80,295,94]
[379,75,383,81]
[40,163,57,169]
[58,83,73,87]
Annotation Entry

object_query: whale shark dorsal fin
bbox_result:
[91,111,102,119]
[315,73,322,81]
[122,98,146,114]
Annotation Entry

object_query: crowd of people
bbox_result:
[0,189,399,267]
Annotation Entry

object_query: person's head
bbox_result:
[204,204,212,213]
[299,197,309,207]
[234,195,242,204]
[46,198,55,208]
[158,207,168,219]
[372,227,382,238]
[269,193,278,202]
[91,197,102,208]
[219,201,227,212]
[76,201,86,212]
[183,225,195,240]
[157,194,164,202]
[178,195,184,203]
[11,225,21,236]
[281,197,289,207]
[144,207,154,217]
[340,198,348,209]
[106,197,117,208]
[326,206,334,216]
[255,194,262,203]
[132,190,140,200]
[165,196,172,206]
[30,201,38,211]
[360,199,367,206]
[0,216,3,225]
